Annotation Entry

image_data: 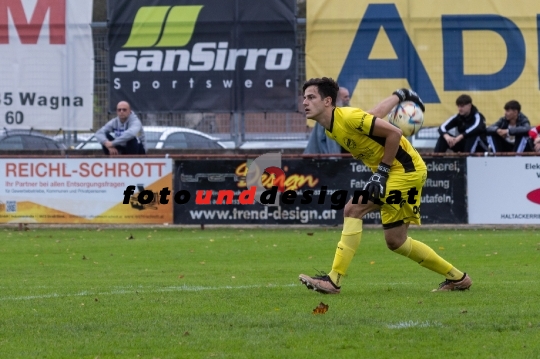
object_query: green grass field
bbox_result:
[1,226,539,359]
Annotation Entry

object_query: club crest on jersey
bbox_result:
[344,138,357,149]
[354,147,375,160]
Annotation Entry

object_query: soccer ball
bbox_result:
[387,101,424,137]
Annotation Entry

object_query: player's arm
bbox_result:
[372,117,402,166]
[366,95,400,119]
[367,88,425,120]
[362,117,402,200]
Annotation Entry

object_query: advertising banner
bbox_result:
[0,0,94,130]
[0,158,173,224]
[468,157,540,224]
[174,157,467,225]
[108,0,297,113]
[422,158,467,224]
[306,0,540,127]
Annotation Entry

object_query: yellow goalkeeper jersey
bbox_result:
[325,107,426,173]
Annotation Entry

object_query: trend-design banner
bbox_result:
[0,158,173,224]
[0,0,94,130]
[306,0,540,127]
[108,0,297,112]
[173,158,466,225]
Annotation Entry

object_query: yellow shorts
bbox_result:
[379,169,427,228]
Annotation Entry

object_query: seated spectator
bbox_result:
[486,100,531,153]
[434,94,487,153]
[528,125,540,152]
[95,101,146,155]
[304,87,350,154]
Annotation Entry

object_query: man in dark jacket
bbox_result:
[434,94,487,153]
[486,100,531,153]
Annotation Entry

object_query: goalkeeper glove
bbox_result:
[393,88,426,112]
[364,163,391,200]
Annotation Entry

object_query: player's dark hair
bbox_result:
[302,77,339,106]
[504,100,521,112]
[455,94,472,106]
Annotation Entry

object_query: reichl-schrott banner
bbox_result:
[108,0,297,112]
[0,158,173,224]
[0,0,94,130]
[173,158,467,225]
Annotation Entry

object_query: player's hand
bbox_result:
[364,163,390,200]
[393,88,426,113]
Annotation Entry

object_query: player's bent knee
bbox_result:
[383,220,407,250]
[343,200,379,218]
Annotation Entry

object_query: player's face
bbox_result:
[303,85,330,120]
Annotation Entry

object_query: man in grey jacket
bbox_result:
[486,100,532,153]
[95,101,146,155]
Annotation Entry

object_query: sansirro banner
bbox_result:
[108,0,297,112]
[307,0,540,127]
[0,0,94,130]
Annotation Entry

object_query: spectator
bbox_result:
[528,125,540,152]
[95,101,146,155]
[486,100,531,153]
[304,87,350,154]
[434,94,487,153]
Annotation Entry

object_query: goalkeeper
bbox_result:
[299,77,472,293]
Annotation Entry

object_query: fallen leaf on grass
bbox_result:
[178,275,185,279]
[312,302,329,315]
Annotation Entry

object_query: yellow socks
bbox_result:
[328,217,363,286]
[393,237,464,280]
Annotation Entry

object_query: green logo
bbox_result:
[123,5,203,48]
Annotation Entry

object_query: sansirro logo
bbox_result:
[113,5,293,73]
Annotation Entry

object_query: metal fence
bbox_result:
[91,21,308,144]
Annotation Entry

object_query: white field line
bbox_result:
[4,279,538,302]
[387,321,443,329]
[0,283,299,301]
